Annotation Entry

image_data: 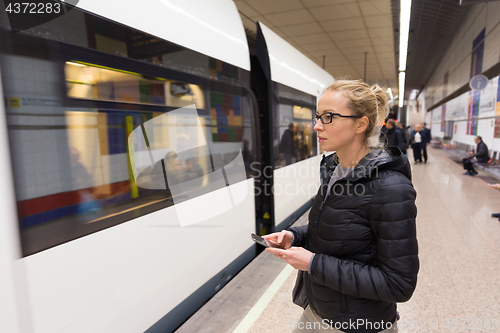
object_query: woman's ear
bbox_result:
[356,116,369,134]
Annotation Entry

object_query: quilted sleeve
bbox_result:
[287,225,308,248]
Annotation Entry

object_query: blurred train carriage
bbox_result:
[0,1,332,332]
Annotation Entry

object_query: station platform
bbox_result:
[175,147,500,333]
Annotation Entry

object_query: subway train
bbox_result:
[0,1,333,332]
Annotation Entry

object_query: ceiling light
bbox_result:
[399,72,405,108]
[388,87,393,100]
[66,61,86,67]
[399,0,412,72]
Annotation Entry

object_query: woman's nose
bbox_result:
[313,121,323,132]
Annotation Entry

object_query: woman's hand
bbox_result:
[262,230,293,249]
[265,247,314,272]
[490,183,500,190]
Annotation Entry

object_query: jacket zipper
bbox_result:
[315,199,326,225]
[305,272,319,315]
[340,293,347,319]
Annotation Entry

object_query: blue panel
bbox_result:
[20,216,34,228]
[42,210,54,223]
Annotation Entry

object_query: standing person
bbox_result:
[383,119,403,150]
[263,80,418,333]
[396,121,409,155]
[411,125,424,164]
[280,123,295,165]
[421,122,431,163]
[462,136,489,176]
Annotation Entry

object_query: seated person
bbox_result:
[462,136,489,176]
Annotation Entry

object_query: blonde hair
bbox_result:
[324,80,389,149]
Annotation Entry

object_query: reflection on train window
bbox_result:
[275,83,317,168]
[65,61,205,109]
[277,116,317,168]
[11,105,246,256]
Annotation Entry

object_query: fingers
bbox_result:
[265,247,286,256]
[277,231,285,244]
[261,234,276,241]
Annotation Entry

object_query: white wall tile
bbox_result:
[24,80,36,94]
[11,57,23,69]
[21,57,34,71]
[13,79,25,92]
[26,186,37,200]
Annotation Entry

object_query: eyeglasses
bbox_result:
[312,112,362,125]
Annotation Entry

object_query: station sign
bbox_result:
[469,74,488,91]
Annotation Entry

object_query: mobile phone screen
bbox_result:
[251,233,284,249]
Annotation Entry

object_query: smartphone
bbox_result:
[251,233,284,249]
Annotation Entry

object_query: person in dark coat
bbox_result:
[396,121,410,154]
[462,136,489,176]
[381,119,403,150]
[263,80,418,333]
[421,122,431,163]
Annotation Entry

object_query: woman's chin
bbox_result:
[320,142,334,152]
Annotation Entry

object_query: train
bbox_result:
[0,1,333,332]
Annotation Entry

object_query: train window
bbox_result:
[274,83,318,168]
[0,6,257,256]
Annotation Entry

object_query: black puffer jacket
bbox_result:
[289,147,419,333]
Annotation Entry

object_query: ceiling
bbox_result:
[397,0,470,99]
[234,0,471,102]
[235,0,397,96]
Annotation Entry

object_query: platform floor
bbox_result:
[177,147,500,333]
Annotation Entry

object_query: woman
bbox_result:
[411,124,423,163]
[264,80,419,333]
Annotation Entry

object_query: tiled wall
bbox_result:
[8,124,130,202]
[2,55,60,98]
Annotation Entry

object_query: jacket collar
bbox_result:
[321,147,412,182]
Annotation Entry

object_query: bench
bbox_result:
[440,140,500,182]
[442,141,471,162]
